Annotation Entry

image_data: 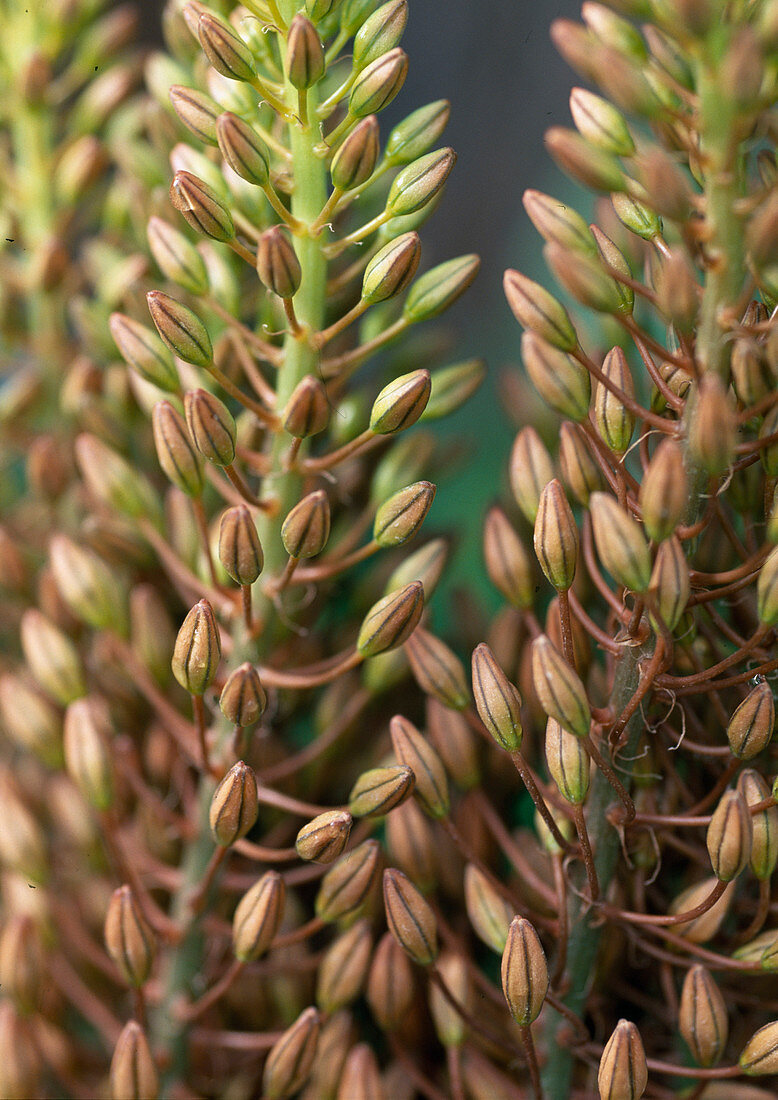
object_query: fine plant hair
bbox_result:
[3,0,778,1099]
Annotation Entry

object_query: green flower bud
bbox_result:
[215,111,270,187]
[50,536,127,634]
[737,769,778,881]
[281,490,331,559]
[384,99,450,165]
[315,839,381,922]
[362,232,421,303]
[109,313,180,393]
[471,642,523,751]
[570,86,634,155]
[403,254,480,323]
[210,761,258,847]
[366,932,415,1031]
[63,696,114,811]
[374,480,435,547]
[0,675,62,767]
[220,663,267,727]
[383,868,438,966]
[20,609,85,706]
[152,401,205,497]
[353,0,408,70]
[385,537,447,599]
[197,12,256,82]
[147,216,209,296]
[104,885,156,989]
[386,148,455,218]
[483,507,534,609]
[590,492,651,593]
[611,192,662,240]
[184,388,236,467]
[634,145,693,223]
[534,479,578,592]
[172,599,221,695]
[390,713,449,818]
[348,47,408,117]
[727,681,774,760]
[296,810,353,864]
[523,189,596,254]
[369,369,431,433]
[655,246,699,334]
[331,116,380,191]
[168,84,220,145]
[501,917,548,1027]
[257,226,301,300]
[421,358,485,420]
[357,582,424,657]
[522,332,591,421]
[464,862,513,954]
[598,1020,648,1100]
[147,290,213,368]
[504,268,577,352]
[545,126,626,193]
[219,505,264,586]
[404,626,469,710]
[348,765,415,818]
[232,870,285,962]
[286,14,325,89]
[639,438,687,542]
[169,169,235,242]
[707,789,752,882]
[531,634,590,738]
[545,717,589,805]
[75,435,161,522]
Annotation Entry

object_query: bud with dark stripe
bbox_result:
[331,115,380,191]
[20,609,85,706]
[209,761,258,847]
[220,663,266,727]
[738,769,778,881]
[679,965,728,1068]
[367,932,415,1031]
[522,331,591,421]
[688,375,736,477]
[63,697,114,811]
[169,84,220,145]
[390,714,449,818]
[362,232,421,303]
[263,1008,320,1099]
[383,867,438,966]
[110,1021,159,1100]
[296,810,353,864]
[374,480,435,548]
[386,148,455,218]
[740,1021,778,1076]
[219,506,263,586]
[727,681,774,760]
[257,226,301,301]
[315,839,382,923]
[483,507,534,609]
[104,885,155,988]
[316,919,372,1013]
[197,13,255,83]
[404,626,469,710]
[707,789,752,882]
[354,0,408,70]
[286,15,325,88]
[357,582,424,657]
[170,169,235,242]
[594,346,635,455]
[504,268,577,351]
[348,47,408,118]
[147,216,209,296]
[370,370,430,434]
[349,765,415,818]
[184,389,236,467]
[464,862,513,954]
[598,1020,647,1100]
[109,313,180,393]
[545,717,589,805]
[283,375,329,438]
[509,426,555,524]
[385,99,450,165]
[534,478,578,592]
[639,438,687,542]
[232,871,285,962]
[531,634,590,738]
[501,916,548,1027]
[471,642,523,751]
[147,290,213,368]
[172,599,221,695]
[590,492,651,593]
[648,536,689,633]
[153,401,204,498]
[559,421,602,506]
[282,490,330,559]
[402,254,480,323]
[216,111,270,187]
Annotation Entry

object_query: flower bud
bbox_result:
[296,810,353,864]
[354,0,408,70]
[184,389,236,467]
[501,916,548,1027]
[386,148,455,219]
[20,609,85,706]
[385,99,450,165]
[383,867,438,966]
[531,634,590,738]
[348,47,408,117]
[315,839,382,923]
[648,536,689,633]
[559,422,602,506]
[385,537,447,599]
[740,1021,778,1076]
[679,965,728,1068]
[147,216,209,297]
[197,12,255,82]
[545,242,627,316]
[545,126,625,193]
[374,480,435,548]
[104,885,155,988]
[0,916,43,1015]
[390,714,449,818]
[147,290,213,368]
[209,760,258,847]
[688,375,736,476]
[634,146,692,223]
[331,116,380,191]
[504,268,577,352]
[357,582,424,657]
[422,357,485,420]
[737,769,778,881]
[533,479,578,592]
[427,697,480,790]
[109,313,180,393]
[367,931,415,1031]
[464,862,513,954]
[169,169,235,242]
[429,953,469,1048]
[611,192,662,240]
[639,438,687,542]
[216,111,270,186]
[402,254,480,323]
[63,697,114,811]
[257,226,301,300]
[758,544,778,626]
[670,876,733,942]
[50,535,127,633]
[152,401,204,497]
[317,919,372,1013]
[598,1019,648,1100]
[509,426,555,524]
[522,331,591,421]
[707,789,752,882]
[0,675,62,767]
[523,188,596,254]
[286,14,325,88]
[760,405,778,477]
[362,232,421,304]
[404,626,469,710]
[172,599,221,695]
[232,871,285,962]
[593,490,652,593]
[263,1007,320,1099]
[283,375,329,438]
[219,506,264,587]
[282,490,330,559]
[471,642,523,751]
[370,370,430,433]
[728,682,774,760]
[594,346,635,455]
[570,86,634,156]
[110,1021,159,1100]
[75,434,161,522]
[483,507,534,609]
[169,84,220,145]
[655,247,699,334]
[220,663,266,728]
[545,717,589,805]
[348,762,416,819]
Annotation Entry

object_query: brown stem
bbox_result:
[191,496,220,588]
[257,646,362,688]
[733,878,771,945]
[446,1045,466,1100]
[389,1036,449,1100]
[470,789,558,910]
[510,750,575,853]
[520,1025,543,1100]
[223,463,270,510]
[601,878,727,928]
[302,427,382,472]
[582,733,636,824]
[430,966,521,1056]
[557,588,576,670]
[572,803,599,901]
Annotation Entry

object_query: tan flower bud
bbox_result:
[147,215,209,297]
[215,111,270,187]
[220,663,267,727]
[348,765,415,818]
[75,434,161,522]
[286,14,325,88]
[104,885,155,989]
[590,492,652,593]
[403,253,480,323]
[707,789,752,882]
[257,226,301,300]
[110,1020,159,1100]
[386,148,456,219]
[504,268,578,352]
[385,99,450,165]
[678,965,728,1068]
[152,401,204,498]
[55,135,107,203]
[471,642,523,751]
[740,1020,778,1076]
[357,582,424,657]
[129,586,175,686]
[534,478,578,592]
[501,916,548,1027]
[367,931,415,1031]
[197,12,255,82]
[688,376,736,476]
[0,916,43,1014]
[315,839,382,923]
[283,375,329,438]
[20,609,85,706]
[169,168,235,242]
[598,1019,648,1100]
[758,544,778,626]
[63,697,114,811]
[337,1044,385,1100]
[510,426,555,524]
[147,290,213,369]
[185,388,236,467]
[232,870,285,962]
[362,231,421,304]
[390,714,450,818]
[348,47,408,117]
[559,421,603,506]
[545,717,590,805]
[281,490,330,560]
[523,188,596,254]
[331,115,380,192]
[544,126,625,193]
[172,599,221,695]
[634,145,692,223]
[169,84,220,145]
[383,867,438,966]
[647,536,689,633]
[263,1007,320,1099]
[209,760,258,847]
[404,626,468,710]
[50,535,126,633]
[639,438,688,542]
[738,769,778,881]
[385,537,447,599]
[385,799,437,892]
[655,247,699,333]
[545,242,627,316]
[464,862,513,954]
[728,681,774,760]
[0,675,62,767]
[296,809,353,864]
[109,312,180,393]
[594,346,635,455]
[522,331,591,422]
[670,876,733,942]
[374,480,435,548]
[427,697,480,790]
[369,370,430,434]
[354,0,408,70]
[483,507,534,609]
[218,505,263,586]
[303,1010,353,1099]
[570,86,634,155]
[317,919,372,1013]
[531,634,590,738]
[430,953,469,1047]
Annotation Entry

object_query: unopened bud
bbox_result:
[216,111,270,186]
[152,401,204,497]
[349,765,415,818]
[0,675,61,767]
[286,14,325,88]
[728,682,774,760]
[220,663,267,728]
[534,479,578,592]
[110,1021,159,1100]
[209,760,258,847]
[594,346,635,455]
[0,916,43,1015]
[109,313,180,393]
[20,609,85,706]
[639,438,687,542]
[504,268,577,352]
[689,375,736,476]
[758,544,778,626]
[471,642,523,751]
[75,434,161,521]
[296,810,353,864]
[634,146,692,223]
[545,717,589,804]
[740,1020,778,1076]
[50,535,126,633]
[63,697,114,810]
[402,254,480,323]
[385,537,447,599]
[531,634,590,738]
[590,492,652,593]
[545,126,625,193]
[354,0,408,70]
[105,885,155,988]
[317,919,372,1013]
[374,481,435,548]
[169,84,219,145]
[523,188,596,254]
[522,331,591,421]
[427,697,480,789]
[348,47,408,117]
[386,148,455,218]
[357,581,424,657]
[707,789,752,882]
[483,507,534,609]
[422,357,485,420]
[464,862,513,954]
[501,916,548,1027]
[570,86,634,156]
[56,135,107,203]
[404,626,468,710]
[670,876,733,942]
[510,426,555,524]
[384,99,449,166]
[545,242,627,316]
[679,965,728,1068]
[429,953,469,1047]
[257,226,301,300]
[331,116,380,191]
[737,769,778,881]
[598,1019,648,1100]
[147,216,209,297]
[559,421,602,506]
[197,12,255,82]
[648,536,689,633]
[367,931,415,1030]
[611,192,662,241]
[655,247,699,333]
[390,714,449,818]
[282,490,330,559]
[172,599,221,695]
[218,506,263,587]
[370,370,430,433]
[283,375,329,437]
[232,870,285,961]
[147,290,213,368]
[362,232,421,303]
[315,839,382,922]
[383,867,438,966]
[263,1007,320,1099]
[170,169,235,242]
[184,389,236,467]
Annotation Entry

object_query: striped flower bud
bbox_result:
[357,582,424,657]
[50,535,126,634]
[737,769,778,881]
[501,916,548,1027]
[570,86,634,155]
[430,953,469,1047]
[639,438,687,542]
[197,12,255,82]
[286,14,324,88]
[147,290,212,369]
[184,388,236,467]
[104,885,155,989]
[402,254,480,323]
[362,232,421,304]
[634,145,692,223]
[147,216,209,296]
[110,1021,159,1100]
[386,148,455,218]
[0,675,62,767]
[296,810,353,864]
[0,916,43,1015]
[534,479,578,592]
[545,242,627,316]
[317,919,372,1013]
[545,126,625,193]
[648,536,689,633]
[20,609,85,706]
[172,599,221,695]
[483,507,534,609]
[471,642,523,751]
[383,867,438,966]
[169,169,235,242]
[740,1021,778,1076]
[109,313,180,393]
[367,931,415,1031]
[169,84,219,145]
[670,876,733,943]
[354,0,408,69]
[707,789,752,882]
[282,490,330,559]
[531,634,590,738]
[611,192,661,240]
[522,331,591,421]
[545,717,589,805]
[590,492,652,593]
[220,662,266,728]
[209,761,258,847]
[594,346,635,455]
[390,714,449,818]
[559,421,602,506]
[523,188,596,254]
[219,506,263,586]
[423,357,485,420]
[152,401,204,498]
[758,544,778,626]
[504,268,577,351]
[315,839,382,923]
[63,697,114,811]
[349,765,415,818]
[464,862,513,954]
[374,480,435,548]
[263,1007,320,1099]
[688,376,736,476]
[679,965,728,1068]
[728,681,774,759]
[216,111,270,187]
[232,871,285,962]
[257,226,301,300]
[385,536,447,599]
[598,1020,647,1100]
[509,426,555,524]
[385,99,450,164]
[348,47,408,117]
[283,375,329,438]
[370,370,430,433]
[404,627,469,710]
[75,434,161,522]
[331,116,380,191]
[337,1044,384,1100]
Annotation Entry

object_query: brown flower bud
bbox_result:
[531,634,590,738]
[283,375,329,438]
[184,389,236,467]
[257,226,301,300]
[727,681,774,760]
[737,769,778,881]
[303,1010,353,1098]
[670,876,734,943]
[758,544,778,626]
[383,867,438,966]
[219,663,267,728]
[501,916,548,1027]
[367,931,415,1031]
[740,1020,778,1076]
[594,346,635,455]
[197,12,255,82]
[296,809,353,864]
[385,799,438,892]
[263,1007,320,1099]
[147,215,210,298]
[534,479,578,592]
[464,862,513,954]
[509,426,555,525]
[232,871,285,962]
[545,716,590,805]
[430,953,469,1047]
[152,401,204,498]
[282,490,330,559]
[544,126,625,193]
[109,312,179,393]
[504,268,578,352]
[679,965,728,1068]
[357,582,424,657]
[130,586,175,686]
[110,1020,158,1100]
[404,626,468,710]
[471,642,523,752]
[688,375,736,476]
[523,188,596,254]
[349,765,415,818]
[20,608,85,706]
[559,421,603,506]
[172,599,221,695]
[648,536,689,633]
[348,47,408,117]
[545,242,627,316]
[286,14,325,88]
[0,675,62,768]
[331,116,380,191]
[639,438,688,542]
[209,760,258,847]
[169,169,235,242]
[0,916,43,1015]
[147,290,213,369]
[104,885,155,989]
[317,919,372,1013]
[655,247,699,333]
[390,714,450,818]
[216,111,270,187]
[49,535,127,634]
[315,839,382,923]
[75,434,161,522]
[591,493,652,594]
[427,698,480,790]
[169,84,220,146]
[362,232,421,304]
[598,1019,648,1100]
[374,481,435,548]
[63,697,114,811]
[336,1044,385,1100]
[483,507,534,610]
[522,331,591,422]
[219,505,264,586]
[707,789,752,882]
[634,146,693,223]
